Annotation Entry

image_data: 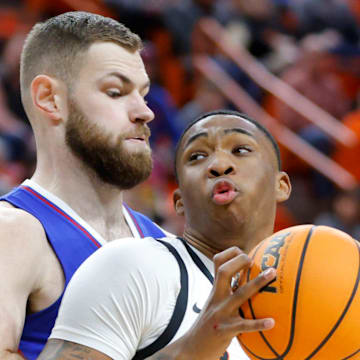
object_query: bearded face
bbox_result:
[65,99,153,189]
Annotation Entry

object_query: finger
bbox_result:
[213,252,252,299]
[234,317,275,333]
[211,316,274,338]
[231,267,277,309]
[213,247,244,273]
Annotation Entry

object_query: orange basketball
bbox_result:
[238,224,360,359]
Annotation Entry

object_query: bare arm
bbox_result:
[38,339,111,360]
[0,207,50,359]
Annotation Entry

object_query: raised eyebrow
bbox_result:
[184,132,208,149]
[183,128,255,151]
[224,128,255,138]
[106,72,151,91]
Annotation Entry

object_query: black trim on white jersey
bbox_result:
[180,238,230,360]
[179,237,214,284]
[132,239,189,360]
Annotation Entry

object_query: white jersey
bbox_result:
[50,237,249,359]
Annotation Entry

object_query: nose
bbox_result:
[207,153,236,178]
[129,93,155,124]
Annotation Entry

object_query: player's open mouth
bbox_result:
[211,179,238,205]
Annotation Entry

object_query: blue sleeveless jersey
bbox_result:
[0,185,166,360]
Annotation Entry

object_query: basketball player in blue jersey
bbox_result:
[0,12,174,360]
[39,110,292,359]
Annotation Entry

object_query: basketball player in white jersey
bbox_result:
[38,109,292,359]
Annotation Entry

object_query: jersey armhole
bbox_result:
[132,239,189,360]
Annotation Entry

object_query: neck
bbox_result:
[182,223,274,259]
[31,150,132,241]
[182,230,224,259]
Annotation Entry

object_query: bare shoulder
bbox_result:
[0,201,55,314]
[0,201,65,314]
[0,201,48,263]
[0,200,46,238]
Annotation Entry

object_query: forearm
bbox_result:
[147,337,193,360]
[147,335,227,360]
[147,346,184,359]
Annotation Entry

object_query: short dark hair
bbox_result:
[174,109,282,182]
[20,11,142,113]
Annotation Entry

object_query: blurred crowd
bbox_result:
[1,0,360,238]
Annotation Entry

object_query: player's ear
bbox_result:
[31,75,65,124]
[276,171,291,202]
[173,188,185,216]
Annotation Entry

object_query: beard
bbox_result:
[65,99,153,190]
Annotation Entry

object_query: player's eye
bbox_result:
[106,89,122,98]
[189,153,207,162]
[233,146,251,155]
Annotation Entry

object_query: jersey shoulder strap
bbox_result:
[132,239,189,359]
[124,204,166,238]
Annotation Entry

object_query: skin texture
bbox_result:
[174,115,291,254]
[65,95,152,189]
[37,339,109,360]
[0,41,154,359]
[39,114,291,360]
